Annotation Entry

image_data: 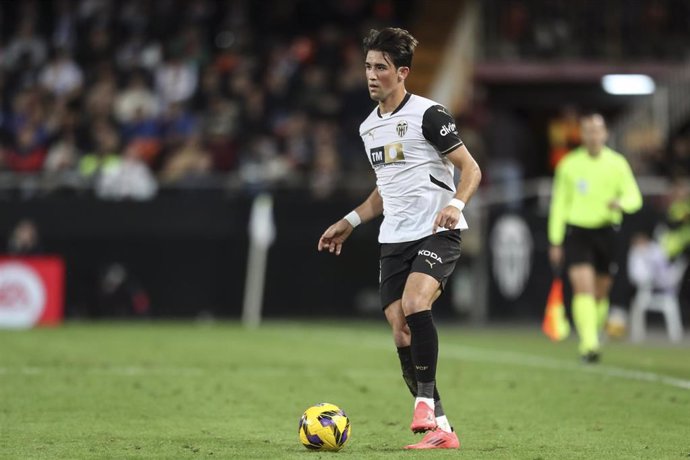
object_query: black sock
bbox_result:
[396,346,417,398]
[405,310,438,397]
[434,399,445,417]
[397,346,442,404]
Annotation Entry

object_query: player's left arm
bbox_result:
[434,145,481,233]
[420,104,482,232]
[609,158,643,213]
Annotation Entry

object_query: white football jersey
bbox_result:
[359,93,467,243]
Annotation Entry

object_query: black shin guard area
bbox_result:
[397,345,442,403]
[405,310,438,390]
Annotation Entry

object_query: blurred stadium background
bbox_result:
[0,0,688,329]
[2,1,690,458]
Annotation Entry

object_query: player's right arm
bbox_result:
[318,188,383,256]
[548,163,570,268]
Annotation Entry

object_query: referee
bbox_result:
[548,114,642,362]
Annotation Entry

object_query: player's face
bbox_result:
[365,51,402,102]
[580,116,608,153]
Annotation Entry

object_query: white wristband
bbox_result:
[448,198,465,213]
[344,210,362,228]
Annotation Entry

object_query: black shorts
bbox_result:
[564,225,618,275]
[379,229,462,310]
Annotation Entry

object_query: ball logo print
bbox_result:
[298,403,351,451]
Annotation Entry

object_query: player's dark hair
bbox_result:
[363,28,418,68]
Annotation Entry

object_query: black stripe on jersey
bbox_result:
[376,92,412,118]
[429,174,453,191]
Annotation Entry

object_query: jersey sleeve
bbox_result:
[422,105,463,155]
[548,163,570,246]
[617,157,643,214]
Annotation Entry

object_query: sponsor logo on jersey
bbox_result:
[577,179,588,193]
[369,143,405,166]
[425,259,436,269]
[439,122,457,137]
[396,120,408,137]
[418,249,442,263]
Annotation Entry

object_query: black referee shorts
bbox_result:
[379,229,462,310]
[564,225,618,276]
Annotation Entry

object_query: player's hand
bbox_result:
[549,245,563,269]
[608,199,622,210]
[318,219,354,256]
[433,206,460,233]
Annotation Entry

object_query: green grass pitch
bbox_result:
[1,321,689,459]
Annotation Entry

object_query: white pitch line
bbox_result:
[3,331,689,391]
[317,332,690,392]
[439,344,690,391]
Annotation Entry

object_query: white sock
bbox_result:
[436,415,452,433]
[414,397,434,410]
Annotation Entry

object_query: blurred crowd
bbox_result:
[0,0,410,199]
[1,0,690,203]
[482,0,690,61]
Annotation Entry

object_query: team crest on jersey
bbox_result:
[369,142,405,166]
[396,120,408,137]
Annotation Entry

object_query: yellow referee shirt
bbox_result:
[548,146,642,245]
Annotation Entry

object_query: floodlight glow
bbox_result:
[601,74,655,95]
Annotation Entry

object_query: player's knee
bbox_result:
[391,322,411,346]
[401,294,430,316]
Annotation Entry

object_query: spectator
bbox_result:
[155,52,198,110]
[44,130,79,173]
[7,219,43,255]
[38,47,83,100]
[95,141,157,200]
[160,133,212,186]
[83,71,116,121]
[160,101,197,151]
[114,72,159,124]
[51,0,78,52]
[78,122,121,178]
[97,262,151,317]
[3,21,47,72]
[2,123,47,172]
[202,96,240,171]
[628,231,686,294]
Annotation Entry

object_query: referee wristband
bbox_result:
[344,210,362,228]
[448,198,465,213]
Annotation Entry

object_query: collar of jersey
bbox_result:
[377,92,412,118]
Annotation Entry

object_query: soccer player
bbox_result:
[317,28,481,450]
[548,114,642,362]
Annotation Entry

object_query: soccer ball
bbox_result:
[298,403,351,451]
